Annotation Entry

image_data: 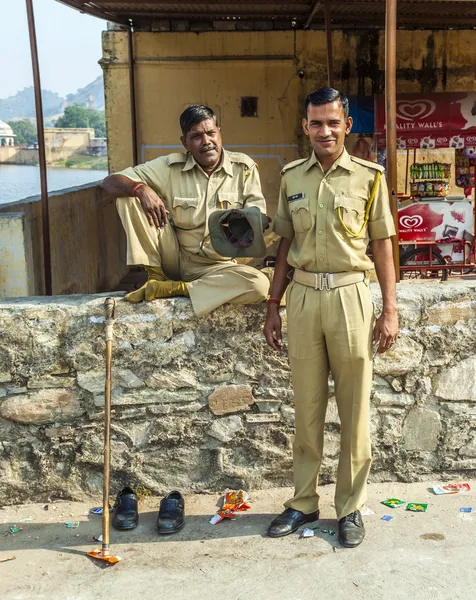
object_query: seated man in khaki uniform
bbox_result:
[101,105,270,317]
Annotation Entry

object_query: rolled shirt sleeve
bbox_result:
[115,157,169,198]
[273,179,295,239]
[368,172,396,240]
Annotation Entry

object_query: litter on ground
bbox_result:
[432,482,471,495]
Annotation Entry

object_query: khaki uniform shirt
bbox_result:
[273,149,395,273]
[117,149,266,260]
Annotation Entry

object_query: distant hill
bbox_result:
[0,76,105,121]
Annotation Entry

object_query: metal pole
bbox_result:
[324,0,334,87]
[26,0,52,295]
[385,0,400,281]
[127,25,139,166]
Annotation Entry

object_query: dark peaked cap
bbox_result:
[208,207,271,258]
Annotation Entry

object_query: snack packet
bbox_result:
[406,503,428,512]
[381,498,406,508]
[432,482,471,495]
[209,489,251,525]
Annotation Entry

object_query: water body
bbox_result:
[0,164,109,205]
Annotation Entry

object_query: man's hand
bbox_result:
[263,306,283,351]
[136,185,168,228]
[373,310,398,353]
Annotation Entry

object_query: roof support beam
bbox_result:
[26,0,52,295]
[324,0,333,87]
[304,1,323,29]
[385,0,400,281]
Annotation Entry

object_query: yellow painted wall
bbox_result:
[102,29,476,216]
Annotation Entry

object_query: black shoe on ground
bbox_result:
[338,510,365,548]
[267,508,319,538]
[157,491,185,534]
[111,486,139,531]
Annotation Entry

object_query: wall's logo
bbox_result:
[397,100,436,121]
[407,138,419,145]
[400,215,424,229]
[437,137,448,144]
[466,136,476,144]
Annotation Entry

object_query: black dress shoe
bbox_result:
[157,491,185,534]
[112,486,139,531]
[338,510,365,548]
[267,508,319,538]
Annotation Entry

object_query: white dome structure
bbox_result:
[0,120,16,147]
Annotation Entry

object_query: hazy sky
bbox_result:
[0,0,106,99]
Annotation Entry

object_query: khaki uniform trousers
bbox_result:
[117,197,270,317]
[284,279,374,520]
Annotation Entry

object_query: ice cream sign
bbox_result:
[398,201,472,243]
[375,92,476,149]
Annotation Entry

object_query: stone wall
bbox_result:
[1,282,476,504]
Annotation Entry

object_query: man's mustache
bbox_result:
[200,145,218,153]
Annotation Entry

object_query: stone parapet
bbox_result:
[1,282,476,503]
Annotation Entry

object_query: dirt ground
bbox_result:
[1,480,475,600]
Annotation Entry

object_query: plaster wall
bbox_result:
[102,29,476,216]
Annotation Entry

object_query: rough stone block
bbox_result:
[280,405,295,425]
[208,384,254,415]
[254,400,282,413]
[0,389,82,424]
[208,416,243,442]
[254,387,293,400]
[28,376,75,389]
[146,369,198,390]
[373,391,415,408]
[403,408,441,451]
[0,388,6,398]
[95,389,201,407]
[6,387,27,395]
[245,413,281,424]
[374,337,423,375]
[148,402,204,415]
[435,356,476,401]
[0,372,11,383]
[79,369,144,394]
[45,427,74,438]
[426,298,476,326]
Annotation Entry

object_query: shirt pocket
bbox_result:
[217,191,244,209]
[172,196,200,229]
[334,194,367,238]
[289,197,312,233]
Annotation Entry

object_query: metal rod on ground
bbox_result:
[102,297,115,556]
[385,0,400,281]
[128,25,139,167]
[26,0,52,295]
[324,0,334,87]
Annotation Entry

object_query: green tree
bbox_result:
[7,119,38,145]
[55,104,106,138]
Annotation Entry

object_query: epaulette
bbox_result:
[350,156,385,172]
[227,151,255,169]
[280,157,309,175]
[166,153,187,166]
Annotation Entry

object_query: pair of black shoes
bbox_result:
[267,507,365,548]
[111,487,185,534]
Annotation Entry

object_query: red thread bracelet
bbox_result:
[267,298,280,305]
[131,182,145,197]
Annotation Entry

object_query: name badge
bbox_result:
[288,193,305,202]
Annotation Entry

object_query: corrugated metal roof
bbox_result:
[56,1,476,28]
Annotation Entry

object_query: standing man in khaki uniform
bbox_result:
[101,105,270,317]
[263,88,398,548]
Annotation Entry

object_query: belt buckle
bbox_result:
[314,273,331,291]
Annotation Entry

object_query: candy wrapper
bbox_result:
[381,498,406,509]
[432,482,471,495]
[406,503,428,512]
[209,490,251,525]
